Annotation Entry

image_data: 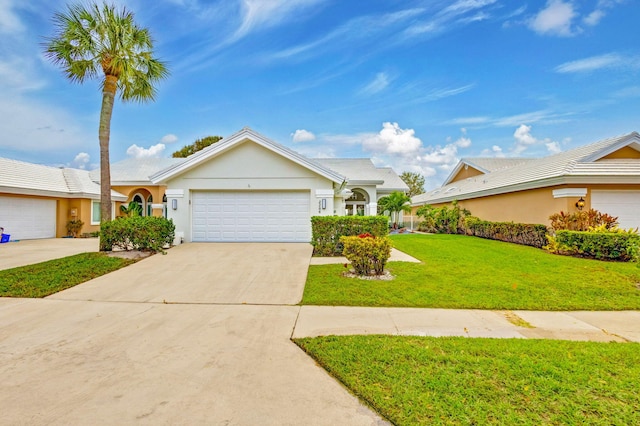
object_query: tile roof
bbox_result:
[0,157,126,200]
[412,132,640,206]
[91,157,185,184]
[315,158,408,191]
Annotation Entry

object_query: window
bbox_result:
[91,201,115,224]
[91,201,101,225]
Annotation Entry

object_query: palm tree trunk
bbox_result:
[98,74,117,251]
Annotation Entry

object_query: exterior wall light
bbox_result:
[575,197,585,210]
[172,199,178,210]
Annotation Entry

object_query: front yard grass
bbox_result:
[302,233,640,310]
[0,253,135,298]
[295,335,640,425]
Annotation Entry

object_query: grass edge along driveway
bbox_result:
[0,253,135,298]
[302,234,640,310]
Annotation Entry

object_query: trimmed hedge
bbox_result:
[465,216,549,248]
[101,216,175,253]
[340,233,392,276]
[546,230,640,262]
[311,216,388,256]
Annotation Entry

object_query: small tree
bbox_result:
[172,136,222,158]
[400,171,425,197]
[378,191,411,228]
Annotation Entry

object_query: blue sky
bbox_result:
[1,0,638,189]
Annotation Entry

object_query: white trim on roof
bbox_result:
[552,188,587,198]
[442,160,488,186]
[581,132,640,162]
[151,127,345,185]
[0,186,127,201]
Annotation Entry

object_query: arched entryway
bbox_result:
[345,188,369,216]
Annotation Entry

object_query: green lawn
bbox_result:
[296,335,640,425]
[302,234,640,310]
[0,253,135,298]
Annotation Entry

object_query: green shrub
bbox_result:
[416,201,470,234]
[100,216,175,253]
[465,216,549,248]
[549,209,618,231]
[340,234,392,276]
[311,216,388,256]
[545,229,640,262]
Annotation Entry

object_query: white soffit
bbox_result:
[552,188,587,198]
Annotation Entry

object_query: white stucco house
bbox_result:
[150,127,408,243]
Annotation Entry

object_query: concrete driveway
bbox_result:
[49,243,313,305]
[0,238,98,271]
[0,243,387,425]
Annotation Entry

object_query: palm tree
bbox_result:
[378,191,412,228]
[44,2,168,250]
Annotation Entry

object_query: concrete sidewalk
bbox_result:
[292,306,640,343]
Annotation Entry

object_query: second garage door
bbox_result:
[0,196,57,240]
[192,191,311,242]
[591,190,640,231]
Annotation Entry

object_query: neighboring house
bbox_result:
[0,158,127,240]
[1,127,407,241]
[411,131,640,230]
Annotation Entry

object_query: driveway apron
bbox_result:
[49,243,313,305]
[0,243,388,425]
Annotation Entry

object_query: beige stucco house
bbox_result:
[1,128,408,241]
[0,158,127,240]
[411,131,640,230]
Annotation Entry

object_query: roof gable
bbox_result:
[151,128,345,184]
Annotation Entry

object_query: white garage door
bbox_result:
[192,191,311,242]
[0,196,57,240]
[591,190,640,231]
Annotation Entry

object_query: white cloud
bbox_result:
[529,0,577,36]
[72,152,90,169]
[555,53,640,73]
[360,72,391,96]
[512,124,561,155]
[480,145,506,157]
[126,143,166,158]
[584,0,626,26]
[291,129,316,143]
[233,0,323,41]
[546,141,562,154]
[0,0,24,34]
[160,134,178,144]
[362,122,422,155]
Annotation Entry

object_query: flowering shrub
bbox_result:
[549,209,618,232]
[340,234,392,276]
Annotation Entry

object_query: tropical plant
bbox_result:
[120,201,143,217]
[378,191,411,228]
[172,135,223,158]
[399,171,425,197]
[66,219,84,238]
[44,2,168,251]
[416,201,470,234]
[549,209,618,232]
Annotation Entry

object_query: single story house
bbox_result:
[0,158,127,240]
[411,131,640,230]
[1,127,408,242]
